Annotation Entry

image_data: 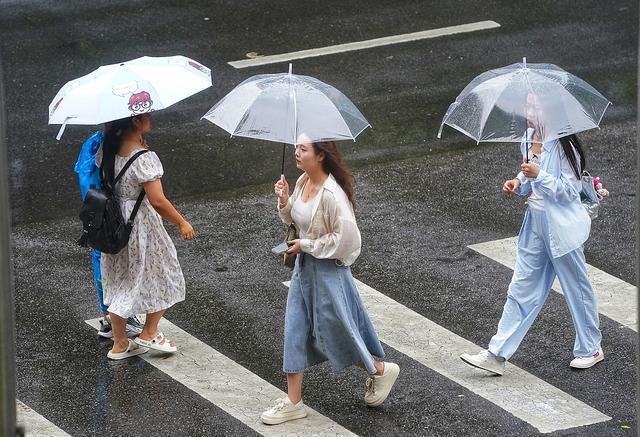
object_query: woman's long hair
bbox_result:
[312,141,355,207]
[558,134,586,179]
[100,117,134,190]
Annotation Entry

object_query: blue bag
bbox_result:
[75,131,104,200]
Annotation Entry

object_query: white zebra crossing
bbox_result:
[282,278,610,434]
[85,318,357,437]
[32,271,612,437]
[16,400,71,437]
[468,236,637,331]
[228,21,500,68]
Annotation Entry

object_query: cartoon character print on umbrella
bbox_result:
[128,91,154,115]
[112,81,155,116]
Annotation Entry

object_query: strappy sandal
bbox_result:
[134,332,177,353]
[107,339,149,360]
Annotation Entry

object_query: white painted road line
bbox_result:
[283,279,611,434]
[469,236,638,331]
[229,21,501,68]
[17,400,71,437]
[85,318,356,437]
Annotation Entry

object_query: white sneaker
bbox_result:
[570,349,604,369]
[364,362,400,407]
[125,316,144,336]
[97,316,113,338]
[97,315,143,338]
[260,397,307,425]
[460,350,505,376]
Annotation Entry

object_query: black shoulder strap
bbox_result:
[116,150,150,225]
[114,150,149,186]
[127,189,146,225]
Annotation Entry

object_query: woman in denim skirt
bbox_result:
[261,139,400,425]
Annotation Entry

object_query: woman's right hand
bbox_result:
[275,177,289,203]
[178,220,196,240]
[502,178,521,195]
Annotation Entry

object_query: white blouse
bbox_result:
[526,145,546,211]
[278,173,361,266]
[291,194,315,239]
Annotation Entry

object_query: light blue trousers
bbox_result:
[92,249,107,314]
[488,208,602,360]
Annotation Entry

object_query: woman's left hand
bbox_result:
[286,239,302,254]
[521,162,540,178]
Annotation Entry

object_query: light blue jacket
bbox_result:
[515,138,591,258]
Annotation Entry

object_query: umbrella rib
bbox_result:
[315,85,359,140]
[349,122,371,140]
[216,81,265,137]
[558,85,609,126]
[287,68,298,145]
[229,99,259,137]
[595,101,612,126]
[475,74,517,141]
[312,82,367,140]
[525,70,609,138]
[293,81,298,144]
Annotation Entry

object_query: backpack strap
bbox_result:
[114,150,149,186]
[127,190,147,225]
[114,150,150,225]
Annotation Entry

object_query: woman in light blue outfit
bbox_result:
[461,130,603,375]
[261,140,400,425]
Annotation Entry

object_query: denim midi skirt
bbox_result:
[283,253,385,374]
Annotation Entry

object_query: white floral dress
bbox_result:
[97,148,185,318]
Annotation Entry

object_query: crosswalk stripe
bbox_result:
[228,21,501,68]
[283,278,610,434]
[16,400,71,437]
[468,236,638,331]
[85,318,357,436]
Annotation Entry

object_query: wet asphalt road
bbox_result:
[1,0,638,436]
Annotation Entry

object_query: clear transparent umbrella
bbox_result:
[437,58,611,156]
[49,55,212,139]
[201,64,370,175]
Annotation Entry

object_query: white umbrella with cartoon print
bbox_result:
[48,55,212,140]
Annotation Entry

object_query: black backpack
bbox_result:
[77,150,149,254]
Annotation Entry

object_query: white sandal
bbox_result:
[134,332,177,353]
[107,339,149,360]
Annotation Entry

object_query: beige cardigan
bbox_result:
[277,173,361,266]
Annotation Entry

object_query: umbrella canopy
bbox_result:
[437,58,611,144]
[49,55,212,139]
[201,65,370,146]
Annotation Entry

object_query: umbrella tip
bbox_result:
[288,63,292,75]
[522,57,527,68]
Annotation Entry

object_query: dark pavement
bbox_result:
[1,0,637,436]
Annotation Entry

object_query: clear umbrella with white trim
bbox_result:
[201,64,370,181]
[48,55,212,140]
[437,58,611,161]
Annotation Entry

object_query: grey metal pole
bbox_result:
[636,19,640,426]
[0,55,19,436]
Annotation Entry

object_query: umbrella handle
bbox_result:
[55,116,76,141]
[277,174,285,198]
[525,127,534,164]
